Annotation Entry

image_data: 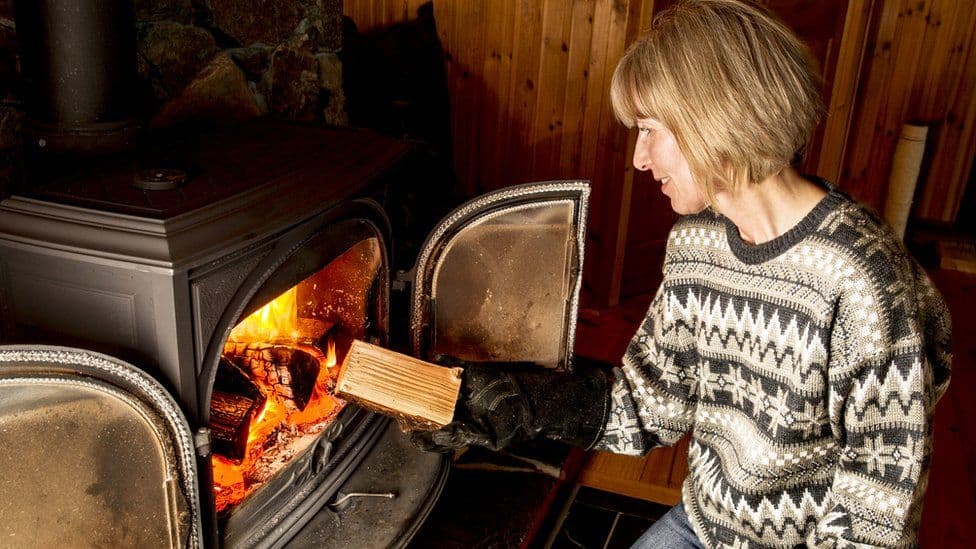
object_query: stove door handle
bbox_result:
[329,491,397,511]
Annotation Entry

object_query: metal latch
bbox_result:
[392,268,416,292]
[312,439,333,473]
[193,427,212,457]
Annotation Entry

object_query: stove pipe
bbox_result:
[14,0,139,153]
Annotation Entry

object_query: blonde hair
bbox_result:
[610,0,823,202]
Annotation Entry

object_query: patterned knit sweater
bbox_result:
[595,187,952,548]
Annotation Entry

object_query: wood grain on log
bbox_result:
[335,340,462,431]
[211,390,264,461]
[224,342,321,410]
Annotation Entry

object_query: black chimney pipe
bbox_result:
[14,0,139,153]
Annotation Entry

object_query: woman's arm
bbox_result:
[593,282,702,455]
[808,260,952,547]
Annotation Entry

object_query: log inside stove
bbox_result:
[210,357,266,461]
[210,323,344,462]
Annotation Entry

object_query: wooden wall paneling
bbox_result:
[844,0,931,211]
[502,1,543,190]
[602,0,654,304]
[915,0,976,222]
[577,0,619,304]
[817,0,876,184]
[463,2,488,194]
[768,0,851,177]
[477,1,513,194]
[530,0,573,179]
[492,0,516,190]
[557,1,598,180]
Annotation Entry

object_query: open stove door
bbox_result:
[0,345,203,548]
[410,180,590,369]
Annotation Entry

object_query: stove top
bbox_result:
[22,122,407,220]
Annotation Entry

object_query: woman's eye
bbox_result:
[638,127,652,135]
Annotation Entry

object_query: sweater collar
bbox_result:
[719,179,846,265]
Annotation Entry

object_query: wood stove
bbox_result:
[0,121,589,547]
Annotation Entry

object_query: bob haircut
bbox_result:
[610,0,823,202]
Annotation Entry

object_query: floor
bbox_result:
[545,487,670,549]
[916,268,976,546]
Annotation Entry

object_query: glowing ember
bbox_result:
[211,286,346,515]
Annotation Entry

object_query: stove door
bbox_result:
[410,180,589,369]
[0,345,203,548]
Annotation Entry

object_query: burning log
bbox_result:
[335,340,463,431]
[211,391,263,462]
[210,357,266,461]
[224,342,322,411]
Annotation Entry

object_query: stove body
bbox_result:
[0,122,590,547]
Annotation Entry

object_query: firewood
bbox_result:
[225,342,322,411]
[210,390,263,462]
[209,356,266,461]
[335,340,463,431]
[214,356,263,400]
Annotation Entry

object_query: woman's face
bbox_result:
[632,118,707,215]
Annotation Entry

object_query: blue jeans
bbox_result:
[631,503,704,549]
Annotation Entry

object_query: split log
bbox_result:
[224,342,321,411]
[335,340,463,431]
[214,356,263,400]
[210,390,263,462]
[210,356,266,461]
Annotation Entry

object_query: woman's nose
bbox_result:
[633,143,651,171]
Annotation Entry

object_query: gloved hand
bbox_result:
[411,357,611,453]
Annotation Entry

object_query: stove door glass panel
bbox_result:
[412,181,589,370]
[431,201,574,367]
[0,346,201,548]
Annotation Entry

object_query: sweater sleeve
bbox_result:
[808,258,952,548]
[593,282,701,455]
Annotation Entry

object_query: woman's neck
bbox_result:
[713,168,827,245]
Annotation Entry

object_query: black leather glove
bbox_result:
[411,357,611,453]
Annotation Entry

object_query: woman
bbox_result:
[415,1,952,547]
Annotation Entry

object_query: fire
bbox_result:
[326,339,337,368]
[230,287,300,342]
[211,285,345,515]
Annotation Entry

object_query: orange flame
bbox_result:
[230,287,300,342]
[326,339,337,368]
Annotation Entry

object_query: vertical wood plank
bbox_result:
[557,0,598,179]
[817,0,876,185]
[577,0,619,305]
[915,0,976,221]
[529,0,573,179]
[843,0,915,208]
[505,0,544,189]
[477,1,512,194]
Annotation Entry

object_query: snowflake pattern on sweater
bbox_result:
[594,188,952,548]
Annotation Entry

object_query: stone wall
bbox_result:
[136,0,346,127]
[0,0,346,194]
